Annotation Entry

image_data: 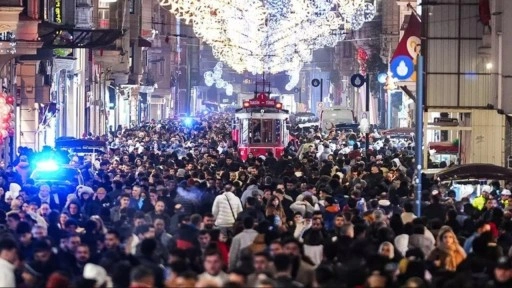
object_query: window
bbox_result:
[275,119,282,144]
[98,1,110,8]
[159,60,165,76]
[241,119,249,144]
[143,50,148,67]
[98,9,110,28]
[129,0,135,14]
[130,45,134,73]
[160,14,166,34]
[343,42,353,58]
[248,119,279,144]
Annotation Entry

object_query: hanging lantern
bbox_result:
[0,93,15,139]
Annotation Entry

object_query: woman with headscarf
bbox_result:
[427,226,466,272]
[378,241,401,264]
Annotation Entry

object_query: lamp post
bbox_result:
[311,78,323,102]
[351,73,371,154]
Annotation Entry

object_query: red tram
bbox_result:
[232,92,290,161]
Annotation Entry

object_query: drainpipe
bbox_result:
[497,34,503,109]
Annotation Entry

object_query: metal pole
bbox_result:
[186,43,192,116]
[387,92,392,129]
[365,74,370,154]
[415,55,424,216]
[320,79,323,102]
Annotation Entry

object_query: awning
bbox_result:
[137,37,152,48]
[429,142,459,154]
[382,127,414,136]
[436,164,512,181]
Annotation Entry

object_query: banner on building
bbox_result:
[390,14,421,81]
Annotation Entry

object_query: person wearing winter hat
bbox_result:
[83,263,112,288]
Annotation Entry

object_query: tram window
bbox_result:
[249,119,274,144]
[251,119,261,143]
[241,119,249,144]
[275,119,282,144]
[261,120,273,143]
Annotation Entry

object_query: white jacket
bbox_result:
[0,258,15,288]
[212,192,243,227]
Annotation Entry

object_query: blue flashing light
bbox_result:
[183,117,193,127]
[36,160,59,172]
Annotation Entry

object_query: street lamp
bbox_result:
[350,73,371,154]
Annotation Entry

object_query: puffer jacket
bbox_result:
[408,233,435,257]
[212,192,243,227]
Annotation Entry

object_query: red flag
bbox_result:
[392,13,421,61]
[479,0,491,26]
[391,13,421,81]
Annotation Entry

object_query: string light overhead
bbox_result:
[160,0,376,74]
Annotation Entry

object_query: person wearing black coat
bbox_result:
[137,239,165,288]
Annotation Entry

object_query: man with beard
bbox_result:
[201,213,215,231]
[70,244,91,281]
[31,240,60,284]
[328,213,345,241]
[282,238,316,287]
[301,217,328,266]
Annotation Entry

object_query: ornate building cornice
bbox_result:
[0,6,23,33]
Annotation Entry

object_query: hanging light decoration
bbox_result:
[204,62,234,95]
[160,0,376,74]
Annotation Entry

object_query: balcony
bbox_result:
[38,22,123,49]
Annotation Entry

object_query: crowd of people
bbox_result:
[0,112,511,288]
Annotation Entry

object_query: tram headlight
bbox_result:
[260,109,265,116]
[275,102,283,110]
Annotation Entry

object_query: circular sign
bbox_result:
[390,56,414,81]
[311,79,321,87]
[350,73,366,88]
[377,73,387,84]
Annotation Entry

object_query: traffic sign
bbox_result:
[351,73,366,88]
[311,79,321,87]
[390,56,414,81]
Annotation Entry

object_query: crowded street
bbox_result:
[1,0,511,287]
[0,111,509,288]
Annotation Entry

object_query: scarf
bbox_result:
[38,193,50,204]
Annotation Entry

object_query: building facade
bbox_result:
[1,0,183,155]
[422,0,509,166]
